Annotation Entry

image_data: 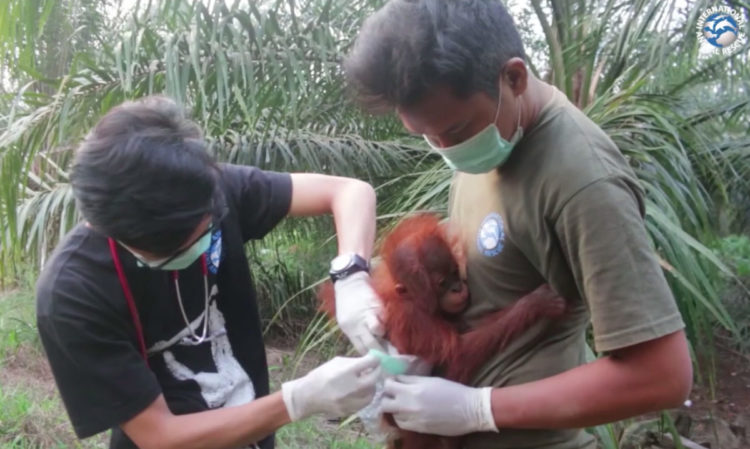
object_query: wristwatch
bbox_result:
[329,253,370,283]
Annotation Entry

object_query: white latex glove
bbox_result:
[380,375,498,436]
[281,353,382,421]
[334,271,386,354]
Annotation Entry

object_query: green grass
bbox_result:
[2,229,746,449]
[0,281,376,449]
[276,420,380,449]
[0,289,39,359]
[711,234,750,353]
[0,381,379,449]
[712,235,750,278]
[0,277,107,448]
[0,384,107,449]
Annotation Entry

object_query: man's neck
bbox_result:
[520,76,555,131]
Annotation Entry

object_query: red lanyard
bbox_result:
[109,238,150,366]
[108,238,209,367]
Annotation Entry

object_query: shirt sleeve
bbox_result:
[36,273,161,439]
[553,176,685,353]
[218,164,293,242]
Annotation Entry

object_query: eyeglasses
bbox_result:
[150,204,229,270]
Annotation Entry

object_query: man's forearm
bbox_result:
[123,392,290,449]
[287,174,376,259]
[331,180,376,259]
[491,331,692,429]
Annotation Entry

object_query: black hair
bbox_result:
[70,95,219,255]
[343,0,526,112]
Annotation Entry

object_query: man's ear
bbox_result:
[499,57,528,97]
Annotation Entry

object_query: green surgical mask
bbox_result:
[424,87,523,174]
[129,231,212,271]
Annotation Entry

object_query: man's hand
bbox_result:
[334,272,387,354]
[281,353,381,421]
[381,375,498,436]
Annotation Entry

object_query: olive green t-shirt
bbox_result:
[448,88,685,449]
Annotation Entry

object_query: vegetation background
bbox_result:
[0,0,748,447]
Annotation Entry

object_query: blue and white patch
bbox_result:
[477,213,505,257]
[207,230,223,274]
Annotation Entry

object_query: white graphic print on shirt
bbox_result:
[149,284,257,408]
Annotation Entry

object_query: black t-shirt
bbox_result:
[36,164,292,449]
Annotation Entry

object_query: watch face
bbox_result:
[330,254,352,272]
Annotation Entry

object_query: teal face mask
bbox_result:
[424,87,523,174]
[129,230,212,271]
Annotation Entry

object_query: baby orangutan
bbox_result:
[319,213,566,449]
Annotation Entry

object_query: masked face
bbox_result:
[129,230,213,270]
[121,204,228,271]
[423,80,523,174]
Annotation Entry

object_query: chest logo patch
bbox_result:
[477,213,505,257]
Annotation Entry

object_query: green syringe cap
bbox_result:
[369,348,409,375]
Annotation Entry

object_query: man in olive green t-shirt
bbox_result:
[340,1,693,448]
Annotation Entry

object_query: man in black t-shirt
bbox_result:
[36,96,388,449]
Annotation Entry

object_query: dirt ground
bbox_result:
[689,343,750,424]
[2,336,748,448]
[675,341,750,448]
[0,340,366,448]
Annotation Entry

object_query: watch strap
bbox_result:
[329,253,370,282]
